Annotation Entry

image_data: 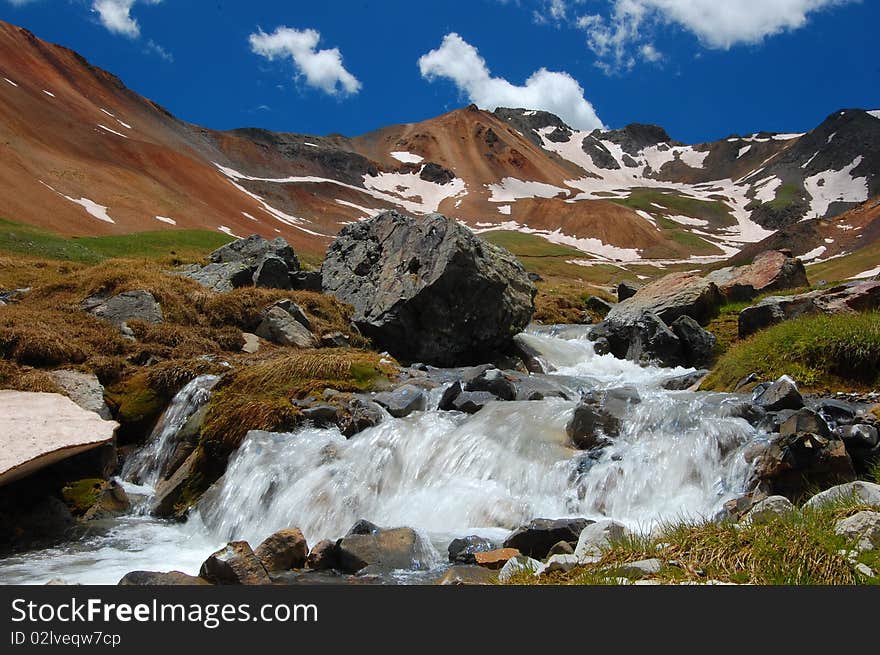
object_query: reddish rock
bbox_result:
[473,548,521,570]
[707,250,809,302]
[255,528,309,572]
[306,539,339,571]
[198,541,271,585]
[606,272,723,327]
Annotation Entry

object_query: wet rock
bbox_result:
[255,304,317,348]
[753,376,804,412]
[448,536,495,565]
[449,390,497,415]
[321,210,536,366]
[346,519,381,536]
[151,450,200,519]
[617,281,641,302]
[804,481,880,509]
[119,571,211,586]
[670,316,716,367]
[0,494,73,551]
[0,391,118,487]
[814,399,859,427]
[662,370,710,391]
[780,409,831,438]
[834,512,880,552]
[253,256,293,290]
[82,479,130,521]
[707,250,809,302]
[82,290,163,326]
[751,433,855,501]
[512,334,552,374]
[337,398,384,438]
[574,520,630,561]
[566,389,637,450]
[255,528,309,572]
[743,495,795,525]
[301,405,339,427]
[372,384,427,418]
[593,312,687,368]
[836,424,879,449]
[49,370,112,420]
[503,518,592,560]
[436,565,497,585]
[475,548,522,571]
[497,555,542,582]
[336,527,432,574]
[464,368,517,401]
[306,540,339,571]
[199,541,271,585]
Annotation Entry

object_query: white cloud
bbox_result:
[418,32,604,131]
[577,0,858,72]
[91,0,161,39]
[249,26,361,97]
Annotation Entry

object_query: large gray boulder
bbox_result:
[49,370,112,420]
[605,272,723,327]
[211,234,300,271]
[321,211,536,366]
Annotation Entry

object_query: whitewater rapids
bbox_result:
[0,326,764,584]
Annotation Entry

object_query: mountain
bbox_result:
[1,20,878,269]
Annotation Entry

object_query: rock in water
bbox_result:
[503,518,592,559]
[321,211,535,366]
[335,527,432,573]
[255,528,309,572]
[199,542,271,585]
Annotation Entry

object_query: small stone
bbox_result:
[473,548,521,570]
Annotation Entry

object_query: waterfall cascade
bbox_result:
[0,327,767,584]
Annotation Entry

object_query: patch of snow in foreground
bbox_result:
[804,156,869,219]
[39,181,115,224]
[97,124,128,139]
[218,226,240,238]
[851,265,880,280]
[155,216,176,225]
[391,151,424,164]
[4,78,17,87]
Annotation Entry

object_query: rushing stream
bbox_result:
[0,326,765,584]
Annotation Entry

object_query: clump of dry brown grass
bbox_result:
[201,349,396,460]
[533,279,615,325]
[0,360,62,393]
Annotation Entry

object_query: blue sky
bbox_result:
[1,1,877,143]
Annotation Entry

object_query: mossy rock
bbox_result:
[105,373,166,425]
[61,478,105,514]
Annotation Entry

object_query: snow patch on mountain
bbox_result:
[39,181,115,224]
[390,151,424,164]
[155,216,176,225]
[486,177,567,203]
[804,156,869,219]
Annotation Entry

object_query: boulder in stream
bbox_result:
[336,527,433,574]
[199,541,271,585]
[255,528,309,572]
[503,518,593,560]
